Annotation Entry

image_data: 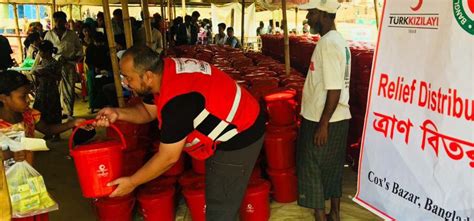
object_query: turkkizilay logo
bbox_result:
[453,0,474,35]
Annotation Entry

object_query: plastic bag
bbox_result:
[21,58,35,69]
[5,161,58,218]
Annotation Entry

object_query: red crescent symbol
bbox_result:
[468,0,474,14]
[410,0,423,11]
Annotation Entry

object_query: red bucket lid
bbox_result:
[72,140,123,154]
[94,194,134,206]
[182,181,206,197]
[266,123,298,133]
[179,170,205,187]
[263,90,296,102]
[264,129,297,140]
[138,185,175,201]
[267,167,296,176]
[246,178,271,195]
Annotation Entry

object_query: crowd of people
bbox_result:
[1,9,247,121]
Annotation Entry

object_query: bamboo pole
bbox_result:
[102,0,125,108]
[13,4,24,61]
[36,5,41,21]
[181,0,186,17]
[281,0,290,75]
[241,0,245,47]
[167,0,172,21]
[121,0,134,48]
[68,4,72,20]
[161,0,167,53]
[79,5,82,20]
[141,0,153,48]
[51,0,56,28]
[373,0,380,29]
[231,8,234,28]
[295,8,298,34]
[173,0,176,19]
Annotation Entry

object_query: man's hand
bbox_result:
[73,118,94,131]
[313,123,329,147]
[95,108,119,127]
[107,177,137,197]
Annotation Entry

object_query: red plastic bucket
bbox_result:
[122,148,147,176]
[106,120,150,150]
[240,179,271,221]
[264,130,297,170]
[267,167,298,203]
[266,123,298,134]
[183,182,206,221]
[192,158,206,175]
[69,120,126,198]
[179,170,205,187]
[153,141,185,176]
[250,165,262,181]
[138,185,176,221]
[264,91,297,126]
[93,194,135,221]
[145,176,178,189]
[12,213,49,221]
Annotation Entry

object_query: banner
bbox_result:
[354,0,474,220]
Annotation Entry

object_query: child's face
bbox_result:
[0,86,31,113]
[39,50,51,59]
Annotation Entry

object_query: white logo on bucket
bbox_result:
[203,205,207,214]
[97,164,109,177]
[246,204,255,213]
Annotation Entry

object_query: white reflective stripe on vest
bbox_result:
[207,120,229,140]
[194,109,210,127]
[216,128,238,142]
[191,82,242,142]
[226,83,242,122]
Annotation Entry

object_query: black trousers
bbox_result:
[205,136,264,221]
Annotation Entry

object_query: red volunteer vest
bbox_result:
[155,58,260,160]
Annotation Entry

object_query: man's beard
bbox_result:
[135,82,152,96]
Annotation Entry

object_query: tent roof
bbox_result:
[0,0,257,5]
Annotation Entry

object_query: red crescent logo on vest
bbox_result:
[410,0,423,11]
[468,0,474,14]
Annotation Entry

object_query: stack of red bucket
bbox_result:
[12,213,49,221]
[263,90,299,203]
[347,43,375,169]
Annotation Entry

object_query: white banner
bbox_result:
[211,3,257,39]
[354,0,474,220]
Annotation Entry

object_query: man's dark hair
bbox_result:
[0,70,30,95]
[185,15,192,23]
[97,12,104,19]
[218,23,226,30]
[113,9,123,17]
[227,27,234,32]
[122,45,163,75]
[192,11,200,18]
[53,11,67,21]
[174,16,183,24]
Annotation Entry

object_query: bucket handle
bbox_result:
[68,119,127,153]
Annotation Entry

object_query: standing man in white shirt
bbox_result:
[44,11,83,119]
[296,1,351,221]
[135,11,163,54]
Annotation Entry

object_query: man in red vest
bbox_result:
[95,46,265,220]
